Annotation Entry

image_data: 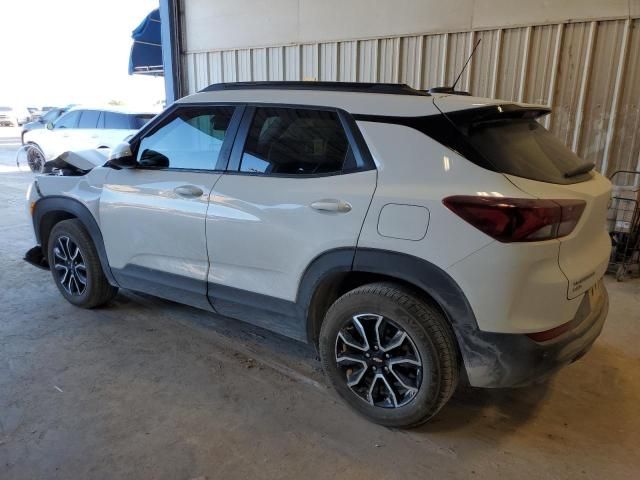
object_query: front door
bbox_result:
[206,106,377,338]
[99,105,240,310]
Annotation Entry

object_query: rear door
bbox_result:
[206,106,377,332]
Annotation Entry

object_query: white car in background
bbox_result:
[0,105,31,126]
[23,106,157,163]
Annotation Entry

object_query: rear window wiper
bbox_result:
[564,161,594,178]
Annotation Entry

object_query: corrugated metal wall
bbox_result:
[182,18,640,183]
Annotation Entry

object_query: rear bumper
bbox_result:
[458,280,608,388]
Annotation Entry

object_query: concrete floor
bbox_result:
[1,129,639,479]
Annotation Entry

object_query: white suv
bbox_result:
[24,82,611,427]
[22,106,156,166]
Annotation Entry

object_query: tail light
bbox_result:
[442,196,586,242]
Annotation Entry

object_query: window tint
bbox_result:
[131,114,155,129]
[78,110,101,128]
[136,106,234,170]
[104,112,132,129]
[240,108,350,175]
[463,119,591,184]
[54,111,80,129]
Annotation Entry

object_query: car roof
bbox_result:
[180,82,546,117]
[67,105,157,115]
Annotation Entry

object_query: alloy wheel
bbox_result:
[335,314,422,408]
[52,236,87,296]
[26,145,45,173]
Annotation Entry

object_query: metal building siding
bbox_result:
[181,17,640,182]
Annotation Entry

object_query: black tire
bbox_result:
[319,282,458,428]
[26,143,45,173]
[47,219,118,308]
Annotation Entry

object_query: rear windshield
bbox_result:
[441,106,592,184]
[464,118,590,184]
[131,114,155,129]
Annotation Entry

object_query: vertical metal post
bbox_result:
[159,0,181,103]
[374,38,380,83]
[572,21,597,154]
[490,29,503,98]
[415,36,424,89]
[393,37,401,83]
[440,33,449,85]
[545,23,564,129]
[518,26,532,102]
[600,19,631,176]
[465,30,476,92]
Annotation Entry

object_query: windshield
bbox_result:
[132,114,155,129]
[41,109,62,122]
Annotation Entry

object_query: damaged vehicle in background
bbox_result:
[21,106,73,144]
[23,81,611,428]
[22,106,156,172]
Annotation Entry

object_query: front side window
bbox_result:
[136,106,234,170]
[239,107,351,175]
[54,111,80,129]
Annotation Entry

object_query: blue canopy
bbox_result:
[129,8,163,76]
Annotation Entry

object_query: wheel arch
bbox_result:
[300,248,479,348]
[33,196,118,286]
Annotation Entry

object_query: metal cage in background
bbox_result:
[607,170,640,281]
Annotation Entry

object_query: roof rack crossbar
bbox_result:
[199,81,430,96]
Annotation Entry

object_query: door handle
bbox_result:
[174,185,204,197]
[310,199,352,213]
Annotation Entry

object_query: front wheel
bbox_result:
[25,143,45,172]
[319,282,459,428]
[47,219,118,308]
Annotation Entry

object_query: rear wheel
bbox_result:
[319,282,458,427]
[47,219,118,308]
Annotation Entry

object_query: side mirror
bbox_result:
[139,149,169,168]
[46,122,54,130]
[106,142,137,169]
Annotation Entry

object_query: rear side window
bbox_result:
[239,107,350,175]
[78,110,101,128]
[136,106,234,170]
[104,112,132,129]
[54,111,80,129]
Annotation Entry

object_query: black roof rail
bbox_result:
[199,81,430,96]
